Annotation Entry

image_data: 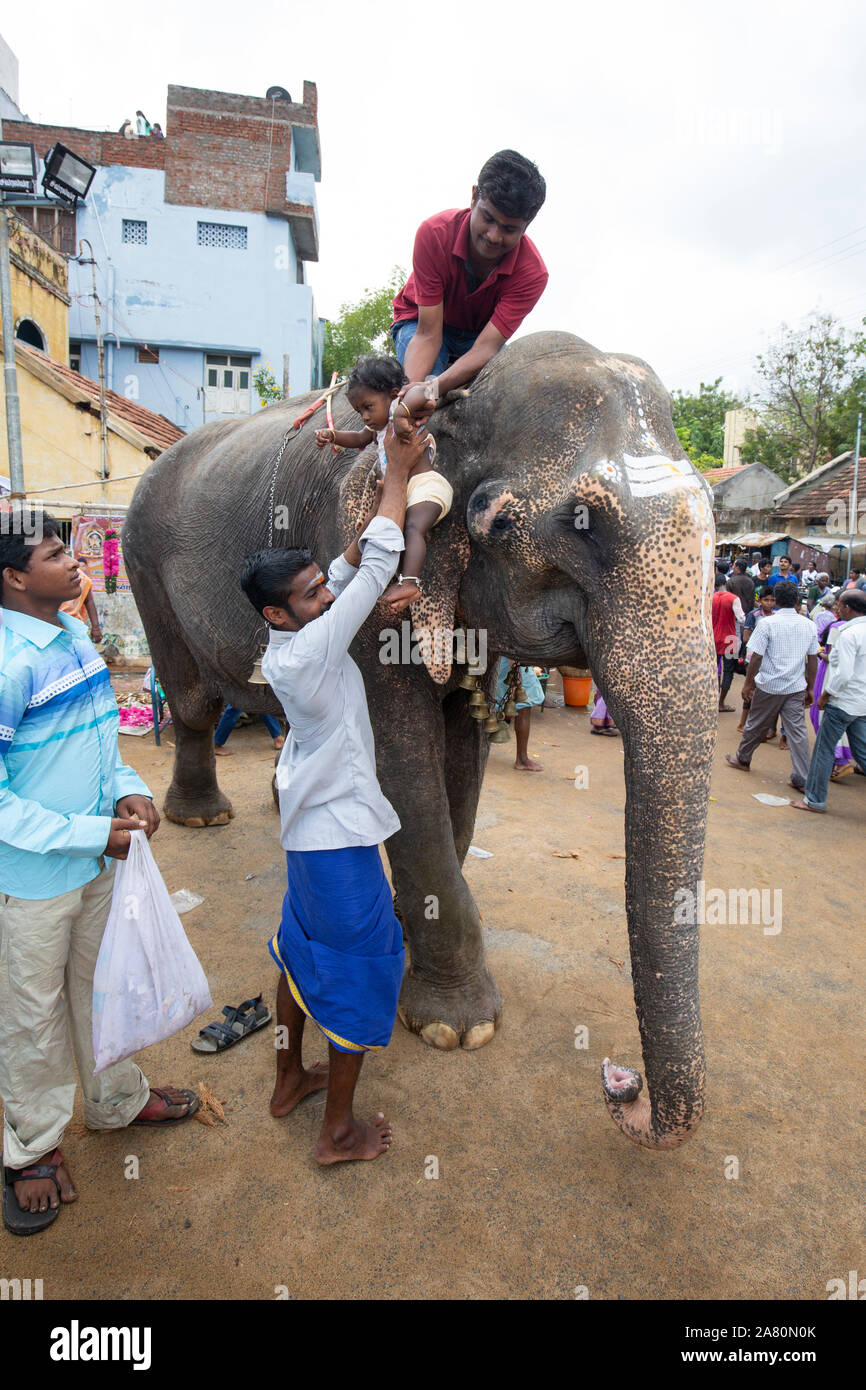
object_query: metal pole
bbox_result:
[79,238,109,481]
[0,115,25,495]
[846,412,861,582]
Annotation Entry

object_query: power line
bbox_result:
[769,223,866,275]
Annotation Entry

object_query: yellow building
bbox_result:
[1,212,183,520]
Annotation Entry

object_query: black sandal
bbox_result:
[191,994,272,1053]
[2,1148,66,1236]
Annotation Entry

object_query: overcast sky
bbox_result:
[4,0,866,398]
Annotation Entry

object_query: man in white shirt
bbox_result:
[792,588,866,813]
[725,580,819,789]
[240,423,427,1166]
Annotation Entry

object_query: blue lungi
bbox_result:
[268,845,404,1054]
[496,658,545,709]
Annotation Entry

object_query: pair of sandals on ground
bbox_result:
[2,993,270,1237]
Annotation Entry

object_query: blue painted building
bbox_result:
[37,82,323,431]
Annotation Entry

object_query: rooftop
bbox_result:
[15,341,184,454]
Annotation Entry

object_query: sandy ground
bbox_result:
[2,674,863,1301]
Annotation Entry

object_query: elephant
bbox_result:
[122,331,717,1150]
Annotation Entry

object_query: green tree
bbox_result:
[322,267,407,380]
[740,313,866,483]
[671,378,741,470]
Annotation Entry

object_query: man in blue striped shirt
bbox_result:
[1,508,199,1237]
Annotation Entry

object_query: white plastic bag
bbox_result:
[92,831,212,1073]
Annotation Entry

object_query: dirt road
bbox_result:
[3,682,862,1300]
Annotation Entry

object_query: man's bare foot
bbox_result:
[718,703,736,712]
[725,753,750,771]
[791,798,825,814]
[273,736,285,751]
[11,1149,77,1214]
[514,758,544,771]
[270,1062,329,1117]
[314,1112,393,1165]
[214,746,234,757]
[779,736,788,751]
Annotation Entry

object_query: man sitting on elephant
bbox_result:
[240,424,429,1166]
[392,149,548,418]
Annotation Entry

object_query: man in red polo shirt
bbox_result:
[391,149,547,404]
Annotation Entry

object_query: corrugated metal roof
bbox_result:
[774,456,864,519]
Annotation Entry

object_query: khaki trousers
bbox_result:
[0,863,150,1169]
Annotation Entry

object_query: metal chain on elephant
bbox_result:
[266,428,294,550]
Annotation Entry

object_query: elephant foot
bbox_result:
[398,968,502,1051]
[163,785,234,828]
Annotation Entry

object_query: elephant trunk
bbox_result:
[596,628,716,1149]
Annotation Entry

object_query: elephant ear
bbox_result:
[409,504,471,685]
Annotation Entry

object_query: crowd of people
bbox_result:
[714,552,866,813]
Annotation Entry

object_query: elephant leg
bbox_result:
[364,659,502,1051]
[129,568,233,827]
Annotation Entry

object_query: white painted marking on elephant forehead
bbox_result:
[700,532,713,641]
[622,453,703,498]
[630,383,655,449]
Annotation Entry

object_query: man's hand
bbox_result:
[90,625,103,644]
[105,815,147,859]
[803,688,814,708]
[382,422,431,476]
[817,691,829,711]
[115,795,159,839]
[741,681,755,703]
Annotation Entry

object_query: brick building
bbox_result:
[4,81,323,429]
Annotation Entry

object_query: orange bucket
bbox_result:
[562,675,593,708]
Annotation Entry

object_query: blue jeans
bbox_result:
[804,702,866,809]
[391,318,479,375]
[214,705,282,745]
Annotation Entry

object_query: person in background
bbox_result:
[119,119,136,139]
[801,562,818,589]
[726,559,755,627]
[725,579,818,791]
[496,659,545,770]
[213,705,285,757]
[767,554,794,588]
[135,110,152,137]
[151,123,164,139]
[809,573,834,615]
[713,571,745,712]
[60,553,102,645]
[589,686,618,736]
[807,595,856,782]
[747,551,763,578]
[755,558,773,591]
[792,588,866,813]
[737,588,776,730]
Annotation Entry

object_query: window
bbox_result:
[17,205,76,256]
[137,345,159,364]
[122,218,148,244]
[204,354,252,415]
[197,221,247,250]
[69,341,82,372]
[15,318,46,351]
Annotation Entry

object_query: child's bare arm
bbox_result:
[315,426,374,450]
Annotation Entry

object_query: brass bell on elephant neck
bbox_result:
[458,672,479,691]
[468,690,486,707]
[489,725,511,743]
[503,698,518,718]
[483,714,500,733]
[470,702,489,720]
[248,645,269,685]
[515,685,528,703]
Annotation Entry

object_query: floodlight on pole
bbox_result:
[0,140,37,194]
[42,143,96,205]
